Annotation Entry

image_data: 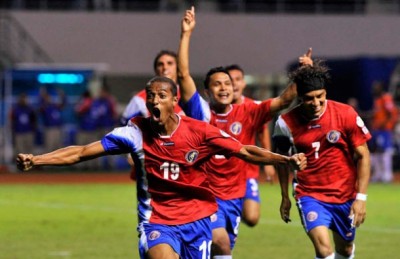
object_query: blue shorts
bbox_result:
[296,196,356,242]
[244,178,261,203]
[211,198,243,249]
[138,217,212,259]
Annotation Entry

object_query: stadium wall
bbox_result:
[9,11,400,76]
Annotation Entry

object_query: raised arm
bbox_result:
[177,6,197,103]
[269,48,313,117]
[234,145,307,171]
[16,141,107,171]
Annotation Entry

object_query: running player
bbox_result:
[273,60,371,259]
[177,7,312,258]
[225,63,275,227]
[17,76,306,259]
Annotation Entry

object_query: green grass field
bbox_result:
[0,182,399,258]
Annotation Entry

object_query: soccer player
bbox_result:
[225,63,275,227]
[273,60,371,259]
[17,76,306,259]
[120,49,184,125]
[120,49,185,178]
[177,7,312,258]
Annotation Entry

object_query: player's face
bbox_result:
[206,72,234,108]
[146,81,177,124]
[228,69,246,104]
[299,89,327,120]
[155,55,178,83]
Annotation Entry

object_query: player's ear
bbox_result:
[173,95,178,104]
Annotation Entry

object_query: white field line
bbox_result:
[48,251,71,257]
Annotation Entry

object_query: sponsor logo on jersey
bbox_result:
[148,231,161,240]
[230,122,242,135]
[185,150,199,163]
[308,124,321,129]
[161,141,175,146]
[326,130,341,143]
[306,211,318,222]
[216,119,228,123]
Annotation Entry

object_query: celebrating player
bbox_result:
[273,60,371,259]
[177,6,312,258]
[17,76,306,259]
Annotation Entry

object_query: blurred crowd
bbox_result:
[10,85,119,170]
[9,77,400,181]
[348,81,400,183]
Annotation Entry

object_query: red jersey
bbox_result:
[274,100,371,203]
[206,100,273,199]
[241,95,266,179]
[101,115,242,225]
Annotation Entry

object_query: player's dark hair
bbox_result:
[204,66,233,89]
[289,60,331,97]
[225,64,244,74]
[146,76,178,96]
[153,50,178,72]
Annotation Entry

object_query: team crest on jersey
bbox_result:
[306,211,318,222]
[210,213,218,222]
[326,130,341,143]
[148,231,161,240]
[185,150,199,163]
[230,122,242,135]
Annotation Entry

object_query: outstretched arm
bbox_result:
[269,48,313,116]
[16,141,107,171]
[177,6,197,103]
[234,145,307,171]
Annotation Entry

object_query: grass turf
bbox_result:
[0,182,399,258]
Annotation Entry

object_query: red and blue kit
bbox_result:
[101,115,242,225]
[180,91,273,200]
[274,100,371,203]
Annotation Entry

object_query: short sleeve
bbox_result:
[179,92,211,122]
[272,116,294,153]
[101,122,143,155]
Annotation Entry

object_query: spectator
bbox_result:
[39,88,66,153]
[10,93,37,156]
[92,85,118,169]
[75,90,99,170]
[370,81,398,183]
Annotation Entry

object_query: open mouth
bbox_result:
[152,108,161,121]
